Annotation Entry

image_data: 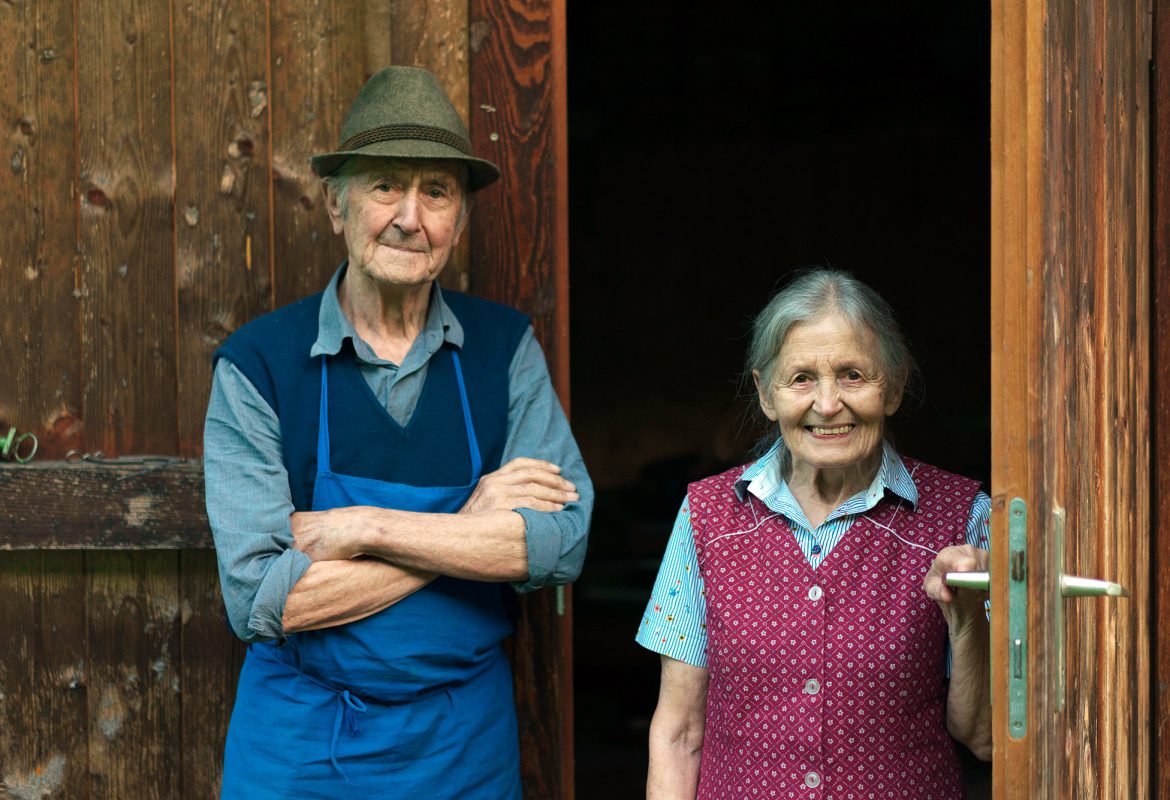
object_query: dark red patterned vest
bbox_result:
[688,457,980,799]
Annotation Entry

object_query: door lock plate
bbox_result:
[1007,497,1027,739]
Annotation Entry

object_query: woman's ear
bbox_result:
[884,382,904,417]
[753,369,779,422]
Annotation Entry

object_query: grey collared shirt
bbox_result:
[204,267,593,642]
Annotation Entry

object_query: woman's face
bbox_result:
[754,312,903,475]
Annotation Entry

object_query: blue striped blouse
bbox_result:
[634,440,991,667]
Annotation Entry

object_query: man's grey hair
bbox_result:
[321,156,472,224]
[745,267,921,456]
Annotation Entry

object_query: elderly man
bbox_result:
[203,66,592,798]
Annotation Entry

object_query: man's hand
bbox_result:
[291,506,374,562]
[923,544,989,637]
[460,457,579,514]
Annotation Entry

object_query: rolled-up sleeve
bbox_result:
[505,328,594,591]
[204,359,312,642]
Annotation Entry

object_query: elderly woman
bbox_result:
[637,269,991,799]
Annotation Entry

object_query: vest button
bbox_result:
[804,678,821,695]
[804,771,821,788]
[807,585,823,601]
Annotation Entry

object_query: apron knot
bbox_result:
[330,688,369,780]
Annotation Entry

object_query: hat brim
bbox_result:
[310,139,500,191]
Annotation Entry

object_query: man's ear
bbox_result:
[753,369,779,422]
[323,182,345,235]
[452,193,473,246]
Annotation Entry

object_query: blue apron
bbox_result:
[221,351,522,799]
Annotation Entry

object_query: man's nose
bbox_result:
[812,378,843,417]
[393,188,422,234]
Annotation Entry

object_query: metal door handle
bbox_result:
[945,571,990,591]
[946,570,1127,597]
[1059,575,1127,597]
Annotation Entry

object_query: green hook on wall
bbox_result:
[0,426,38,463]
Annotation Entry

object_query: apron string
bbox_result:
[449,349,482,481]
[329,688,368,780]
[317,356,332,474]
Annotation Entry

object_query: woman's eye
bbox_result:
[844,370,863,381]
[791,374,811,385]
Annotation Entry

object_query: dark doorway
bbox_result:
[568,3,991,797]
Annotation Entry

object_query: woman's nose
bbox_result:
[812,378,843,416]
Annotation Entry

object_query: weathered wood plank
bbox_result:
[0,0,83,459]
[0,553,89,800]
[178,550,244,799]
[469,1,572,796]
[0,461,210,550]
[269,0,368,308]
[1153,0,1170,793]
[86,552,181,800]
[76,0,177,456]
[173,0,275,458]
[389,0,472,291]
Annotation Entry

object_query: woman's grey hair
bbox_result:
[745,267,922,457]
[322,156,472,224]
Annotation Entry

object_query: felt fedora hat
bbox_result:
[310,66,500,190]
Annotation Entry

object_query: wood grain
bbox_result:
[0,461,209,549]
[173,0,275,457]
[469,0,572,795]
[86,552,181,800]
[178,550,244,799]
[76,0,178,457]
[0,553,89,800]
[269,0,368,308]
[1151,0,1170,795]
[0,0,83,459]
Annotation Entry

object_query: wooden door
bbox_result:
[990,0,1150,797]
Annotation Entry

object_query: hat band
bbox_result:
[339,124,472,156]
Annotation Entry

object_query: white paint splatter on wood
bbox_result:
[3,754,67,799]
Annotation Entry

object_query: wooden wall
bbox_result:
[0,1,571,797]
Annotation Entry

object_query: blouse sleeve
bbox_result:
[634,497,709,668]
[965,490,992,551]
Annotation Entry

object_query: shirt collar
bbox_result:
[734,439,919,511]
[309,262,464,360]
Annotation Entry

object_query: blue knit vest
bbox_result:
[214,289,530,510]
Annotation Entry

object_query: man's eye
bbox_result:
[844,370,863,381]
[791,374,811,385]
[375,182,393,192]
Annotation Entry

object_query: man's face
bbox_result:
[326,159,466,290]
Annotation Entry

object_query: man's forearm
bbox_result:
[362,508,529,580]
[282,557,435,633]
[294,506,530,582]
